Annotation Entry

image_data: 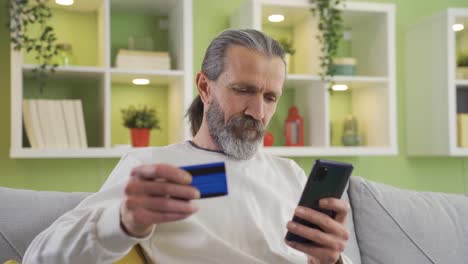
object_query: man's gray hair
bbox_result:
[187,29,286,136]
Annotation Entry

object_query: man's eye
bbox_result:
[266,96,277,102]
[235,88,250,93]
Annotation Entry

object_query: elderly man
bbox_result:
[24,29,352,264]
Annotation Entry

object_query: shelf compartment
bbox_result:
[257,1,392,77]
[329,83,391,147]
[110,0,188,71]
[267,83,327,148]
[22,70,106,148]
[110,72,186,148]
[23,0,106,67]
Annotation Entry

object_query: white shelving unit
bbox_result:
[406,8,468,156]
[231,0,397,156]
[10,0,193,158]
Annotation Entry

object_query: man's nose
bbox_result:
[244,96,265,121]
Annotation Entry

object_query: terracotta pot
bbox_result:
[130,128,151,147]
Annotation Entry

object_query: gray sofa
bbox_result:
[1,176,467,263]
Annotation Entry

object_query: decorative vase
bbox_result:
[263,131,274,146]
[284,106,304,146]
[130,128,151,147]
[341,114,361,146]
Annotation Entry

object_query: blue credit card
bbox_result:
[180,162,228,198]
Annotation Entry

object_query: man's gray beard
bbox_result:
[206,98,265,160]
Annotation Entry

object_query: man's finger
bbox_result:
[125,178,200,199]
[294,206,349,240]
[286,221,346,252]
[132,207,193,226]
[285,240,341,264]
[125,196,199,215]
[131,164,192,184]
[319,198,349,224]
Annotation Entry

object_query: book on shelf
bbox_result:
[61,100,81,149]
[36,99,55,148]
[73,100,88,148]
[49,100,69,148]
[22,99,88,149]
[118,49,170,58]
[22,100,45,148]
[457,113,468,147]
[116,49,171,70]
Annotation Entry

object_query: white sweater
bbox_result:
[23,142,352,264]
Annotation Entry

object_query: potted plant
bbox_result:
[310,0,346,84]
[8,0,60,92]
[457,54,468,79]
[121,105,160,147]
[278,38,296,73]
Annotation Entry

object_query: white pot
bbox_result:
[456,67,468,79]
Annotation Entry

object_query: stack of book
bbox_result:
[22,99,88,149]
[115,49,171,70]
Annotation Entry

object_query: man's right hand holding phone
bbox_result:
[285,198,350,264]
[120,164,201,238]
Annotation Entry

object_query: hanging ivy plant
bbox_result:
[8,0,59,92]
[310,0,345,85]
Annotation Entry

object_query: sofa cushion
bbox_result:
[348,176,468,264]
[0,187,89,263]
[342,184,361,264]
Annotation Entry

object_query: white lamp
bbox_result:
[268,14,285,23]
[55,0,74,6]
[453,24,464,32]
[132,78,150,85]
[332,84,349,91]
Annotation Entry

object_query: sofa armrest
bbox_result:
[0,187,90,263]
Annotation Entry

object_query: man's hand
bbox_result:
[120,164,200,238]
[285,198,350,264]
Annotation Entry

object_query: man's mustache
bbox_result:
[231,116,264,133]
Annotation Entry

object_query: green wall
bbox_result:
[1,0,468,193]
[23,7,99,66]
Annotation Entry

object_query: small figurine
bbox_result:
[342,114,361,146]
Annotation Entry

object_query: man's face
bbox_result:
[205,45,285,159]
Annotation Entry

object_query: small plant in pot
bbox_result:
[457,54,468,79]
[121,105,160,147]
[278,38,296,73]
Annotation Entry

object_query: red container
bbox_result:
[263,131,274,146]
[284,106,304,146]
[130,128,151,147]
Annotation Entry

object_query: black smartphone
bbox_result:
[285,159,353,245]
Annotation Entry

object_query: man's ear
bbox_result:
[196,71,212,104]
